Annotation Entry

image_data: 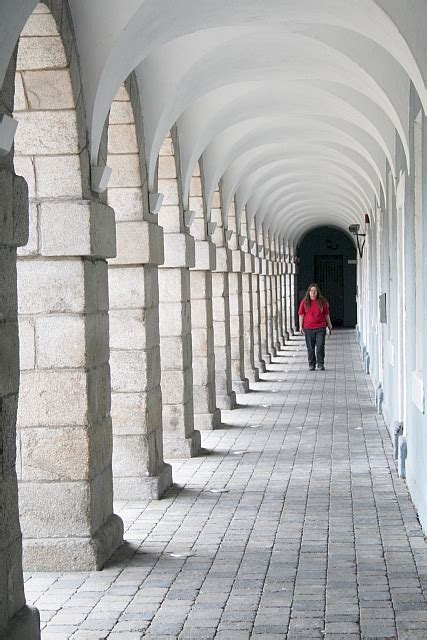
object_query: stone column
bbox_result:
[158,236,201,457]
[191,246,221,430]
[189,174,221,430]
[108,221,172,499]
[228,233,249,394]
[0,53,40,640]
[157,138,201,457]
[210,203,235,409]
[265,261,277,358]
[270,259,281,352]
[107,84,172,500]
[251,258,265,374]
[241,243,259,383]
[17,197,124,570]
[259,257,271,365]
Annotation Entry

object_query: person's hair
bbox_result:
[304,283,326,310]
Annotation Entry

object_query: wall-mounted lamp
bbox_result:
[349,223,366,258]
[149,192,164,214]
[184,209,196,227]
[91,165,112,193]
[207,222,217,236]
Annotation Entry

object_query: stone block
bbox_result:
[34,155,82,198]
[16,36,67,72]
[18,369,88,427]
[193,240,216,271]
[17,258,85,314]
[158,268,182,301]
[109,220,163,266]
[158,178,179,206]
[109,309,146,350]
[214,247,230,272]
[111,392,146,436]
[159,138,173,156]
[40,199,116,258]
[110,350,148,393]
[109,100,134,125]
[192,327,208,356]
[112,433,150,477]
[20,426,90,481]
[35,315,86,368]
[108,266,145,309]
[22,69,74,109]
[19,479,92,537]
[18,318,35,370]
[107,187,143,222]
[162,233,195,268]
[160,335,189,370]
[13,72,27,111]
[159,301,184,336]
[161,370,186,404]
[158,156,177,180]
[14,111,80,155]
[191,299,208,326]
[108,124,138,154]
[158,204,181,233]
[107,154,141,188]
[22,513,123,571]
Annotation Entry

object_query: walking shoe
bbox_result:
[317,365,325,371]
[309,365,315,371]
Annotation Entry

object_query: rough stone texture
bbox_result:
[14,8,123,571]
[228,269,249,394]
[107,88,172,501]
[157,133,201,458]
[191,267,221,430]
[242,272,259,383]
[0,50,40,640]
[26,331,427,640]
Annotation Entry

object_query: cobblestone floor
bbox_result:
[26,331,427,639]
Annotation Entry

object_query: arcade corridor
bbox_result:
[25,332,427,639]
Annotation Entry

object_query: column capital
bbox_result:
[214,246,232,272]
[109,219,164,266]
[161,231,195,268]
[191,239,216,271]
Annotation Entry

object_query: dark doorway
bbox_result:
[315,255,344,326]
[297,226,357,328]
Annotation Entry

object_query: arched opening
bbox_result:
[297,226,357,328]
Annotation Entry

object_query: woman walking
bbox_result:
[298,283,332,370]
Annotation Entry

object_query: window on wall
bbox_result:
[414,110,423,373]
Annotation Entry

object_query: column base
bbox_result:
[23,513,124,571]
[216,393,236,410]
[194,408,222,431]
[1,605,40,640]
[114,463,173,501]
[232,378,249,394]
[164,429,201,459]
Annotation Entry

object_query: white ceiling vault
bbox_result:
[2,0,427,243]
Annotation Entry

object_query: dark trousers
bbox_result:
[304,328,326,367]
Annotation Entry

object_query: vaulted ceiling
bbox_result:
[3,0,427,243]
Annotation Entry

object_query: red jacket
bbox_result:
[298,299,330,329]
